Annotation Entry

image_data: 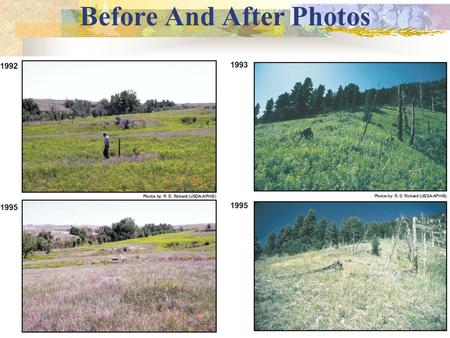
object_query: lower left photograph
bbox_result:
[22,199,216,332]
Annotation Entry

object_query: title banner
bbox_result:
[2,1,450,55]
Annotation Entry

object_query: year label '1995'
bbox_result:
[0,62,18,70]
[231,202,248,209]
[1,203,18,211]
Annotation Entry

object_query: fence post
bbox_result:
[118,138,121,157]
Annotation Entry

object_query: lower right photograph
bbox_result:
[254,201,447,331]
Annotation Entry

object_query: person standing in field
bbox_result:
[103,132,110,159]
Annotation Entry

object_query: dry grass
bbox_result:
[23,233,216,332]
[255,240,446,330]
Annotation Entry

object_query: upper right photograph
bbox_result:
[254,62,447,191]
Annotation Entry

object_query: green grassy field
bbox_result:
[255,106,446,190]
[23,108,216,192]
[23,230,216,331]
[255,240,446,330]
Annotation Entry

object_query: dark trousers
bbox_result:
[103,145,109,158]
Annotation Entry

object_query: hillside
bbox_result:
[255,106,446,190]
[255,240,446,330]
[23,230,216,331]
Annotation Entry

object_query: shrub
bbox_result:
[371,237,381,256]
[180,116,197,124]
[23,232,37,258]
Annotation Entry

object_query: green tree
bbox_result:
[111,217,138,240]
[266,232,277,254]
[371,237,381,256]
[255,235,263,259]
[97,225,114,242]
[340,217,364,244]
[324,89,334,112]
[330,222,339,247]
[69,226,87,243]
[22,98,41,122]
[311,84,326,115]
[274,92,291,121]
[262,98,275,122]
[22,232,37,258]
[316,218,328,248]
[254,103,261,123]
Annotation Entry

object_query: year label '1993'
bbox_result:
[231,61,248,68]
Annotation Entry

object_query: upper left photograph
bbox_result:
[22,60,216,192]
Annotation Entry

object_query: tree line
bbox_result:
[255,209,446,259]
[255,77,446,124]
[22,90,176,122]
[22,217,175,258]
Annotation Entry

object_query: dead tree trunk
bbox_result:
[409,98,416,145]
[431,96,434,112]
[419,81,423,108]
[404,108,409,130]
[386,217,403,269]
[398,86,403,141]
[412,217,418,273]
[423,229,427,272]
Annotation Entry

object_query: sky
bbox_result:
[255,202,446,244]
[23,200,215,226]
[23,61,215,103]
[255,63,446,107]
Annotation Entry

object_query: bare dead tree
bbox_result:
[423,228,427,272]
[409,97,416,145]
[412,217,418,273]
[386,216,403,269]
[398,86,404,141]
[419,81,423,108]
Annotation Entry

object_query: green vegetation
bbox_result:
[371,237,381,256]
[26,252,60,261]
[22,90,176,122]
[23,230,216,269]
[255,240,446,330]
[23,108,216,192]
[91,231,215,252]
[255,106,445,190]
[257,208,445,258]
[23,260,87,269]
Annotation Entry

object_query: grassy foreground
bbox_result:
[23,108,216,192]
[255,240,446,330]
[23,231,216,332]
[255,106,446,190]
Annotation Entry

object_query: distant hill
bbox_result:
[24,223,216,232]
[32,99,73,113]
[23,224,103,232]
[30,99,215,113]
[173,223,216,231]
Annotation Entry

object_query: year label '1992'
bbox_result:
[0,62,18,70]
